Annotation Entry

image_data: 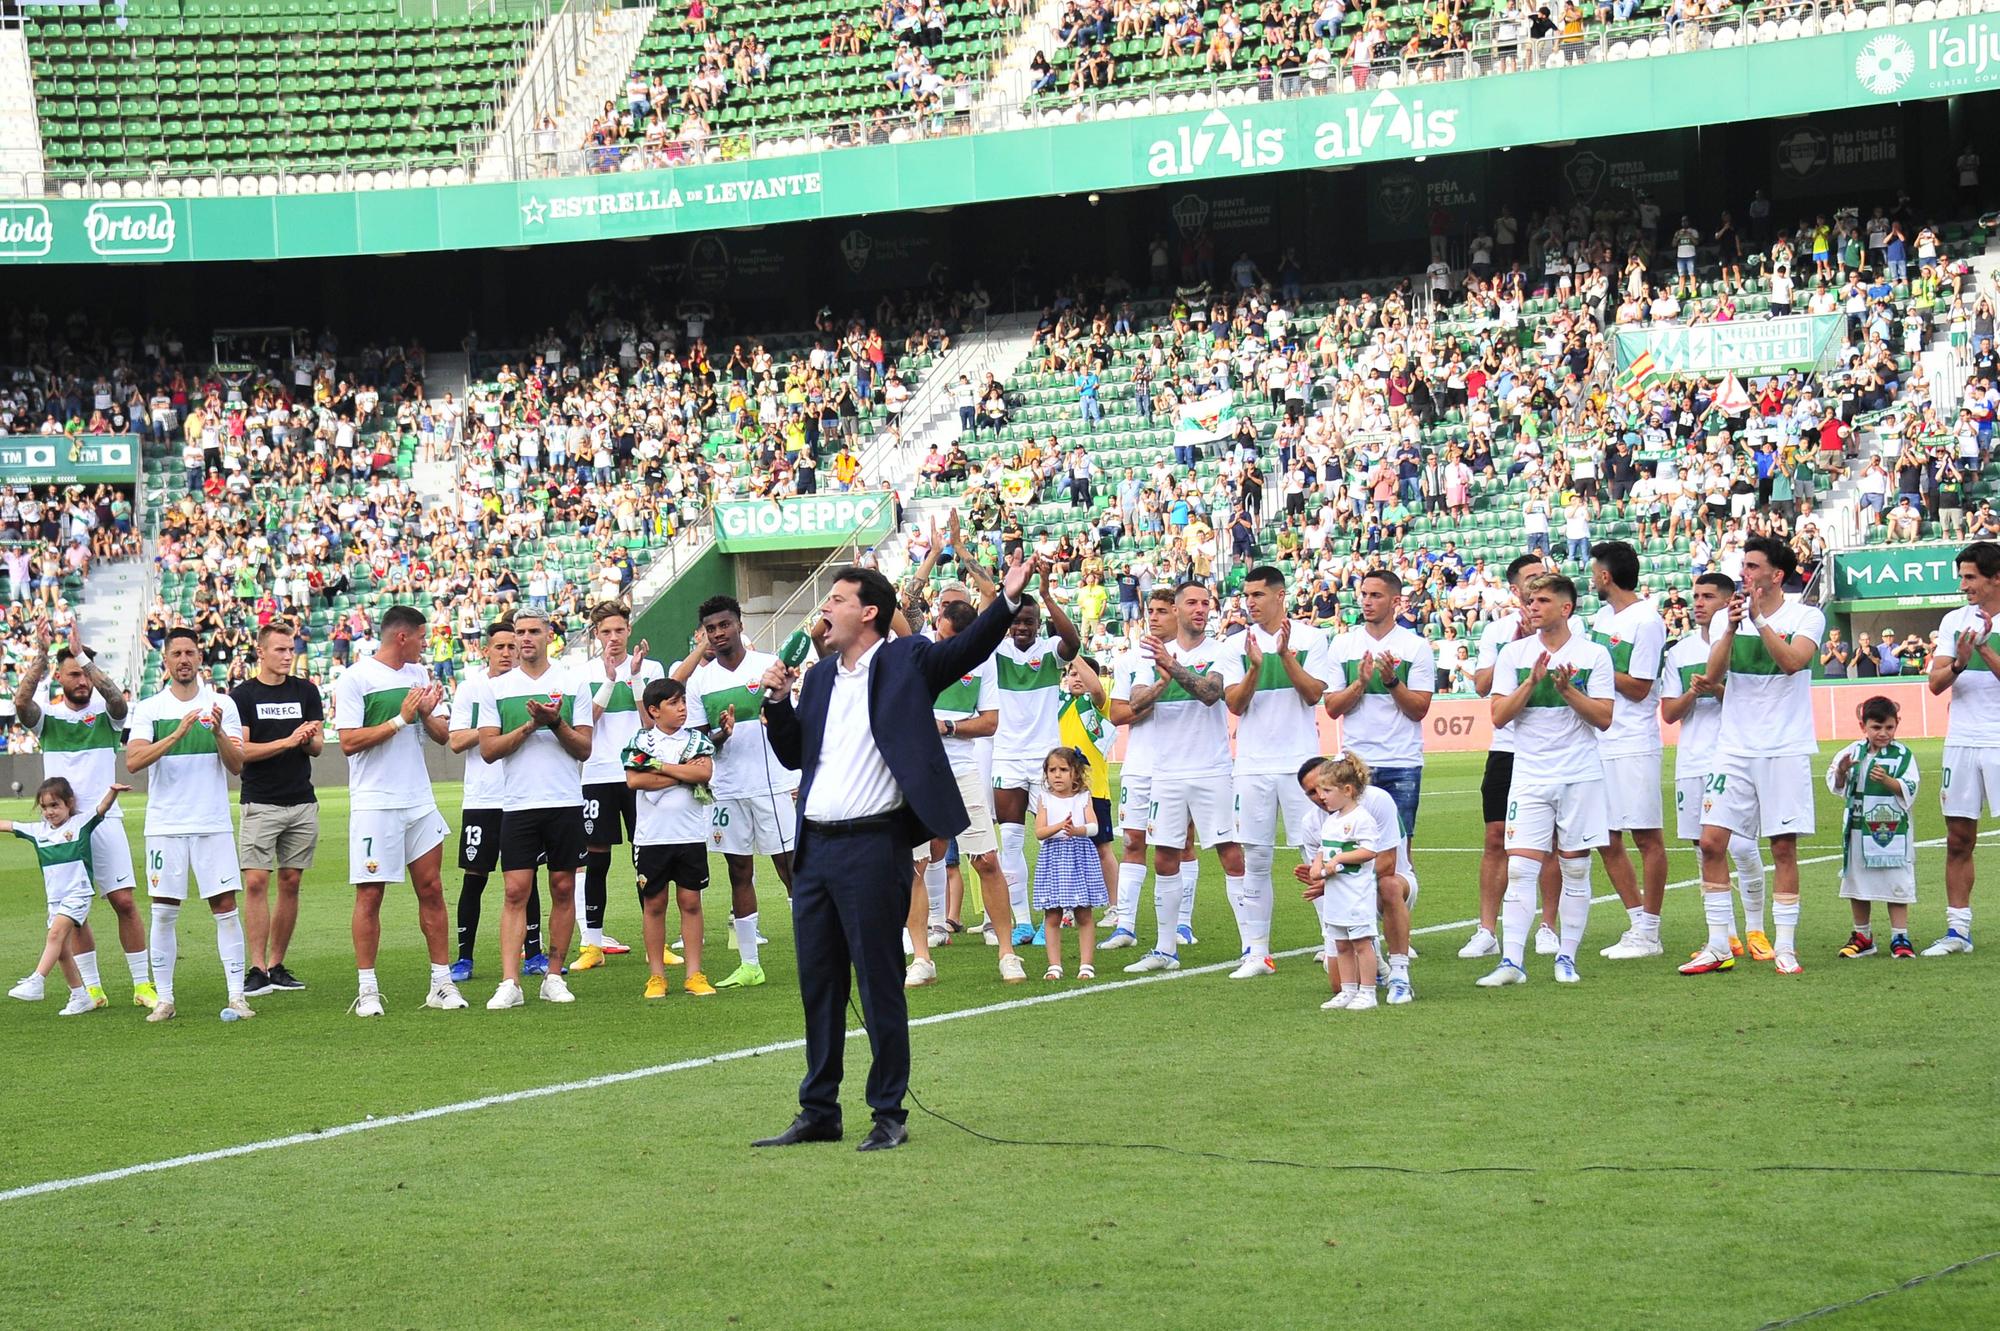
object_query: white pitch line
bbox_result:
[3,831,1987,1205]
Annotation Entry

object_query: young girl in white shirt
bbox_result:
[1031,747,1107,981]
[1300,752,1386,1012]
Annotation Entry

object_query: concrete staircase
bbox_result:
[0,23,46,196]
[969,0,1067,129]
[74,556,149,689]
[476,4,657,182]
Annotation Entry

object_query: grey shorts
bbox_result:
[240,802,320,871]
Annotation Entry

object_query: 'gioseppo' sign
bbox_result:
[714,493,896,552]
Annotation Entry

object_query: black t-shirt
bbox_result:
[230,676,323,805]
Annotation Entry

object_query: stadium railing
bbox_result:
[7,0,1909,198]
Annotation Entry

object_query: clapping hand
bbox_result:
[1244,629,1264,674]
[291,720,319,748]
[1001,554,1042,602]
[716,704,737,741]
[628,638,650,676]
[1529,651,1552,685]
[1551,663,1578,692]
[524,697,561,728]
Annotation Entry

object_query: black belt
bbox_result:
[805,814,898,837]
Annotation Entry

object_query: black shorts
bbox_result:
[1090,796,1115,846]
[501,805,588,874]
[1481,749,1515,826]
[633,842,710,897]
[582,781,637,847]
[459,806,503,874]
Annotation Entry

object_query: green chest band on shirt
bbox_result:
[1729,632,1797,676]
[1955,633,2000,673]
[40,712,119,753]
[495,692,577,729]
[1158,662,1218,704]
[1513,668,1592,708]
[151,717,219,755]
[359,686,414,728]
[1340,658,1411,695]
[1243,651,1294,692]
[597,681,640,715]
[1591,631,1636,673]
[934,675,983,714]
[996,654,1065,692]
[701,683,768,723]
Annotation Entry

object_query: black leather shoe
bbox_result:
[752,1115,843,1147]
[856,1119,909,1152]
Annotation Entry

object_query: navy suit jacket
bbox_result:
[764,594,1019,870]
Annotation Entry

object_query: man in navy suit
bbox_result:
[753,557,1038,1152]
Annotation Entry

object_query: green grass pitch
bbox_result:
[0,742,1995,1329]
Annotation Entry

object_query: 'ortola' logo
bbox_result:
[85,202,176,257]
[0,204,53,258]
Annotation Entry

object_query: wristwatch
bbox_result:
[944,719,957,736]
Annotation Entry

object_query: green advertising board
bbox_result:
[0,435,142,485]
[713,493,896,553]
[1613,313,1844,378]
[0,19,1993,266]
[1830,543,1963,601]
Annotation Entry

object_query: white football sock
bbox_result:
[149,901,181,1004]
[1154,861,1186,954]
[998,823,1030,920]
[1116,862,1147,932]
[1388,952,1409,981]
[1774,897,1800,955]
[125,949,150,986]
[1501,856,1537,969]
[577,869,603,947]
[358,966,379,992]
[924,860,947,925]
[1241,847,1275,958]
[1703,887,1735,952]
[1626,903,1644,930]
[1637,910,1660,940]
[430,962,450,985]
[1178,863,1198,928]
[734,911,761,966]
[1731,835,1766,933]
[215,909,246,1001]
[1947,905,1973,938]
[73,949,101,989]
[1558,857,1592,957]
[1223,873,1249,952]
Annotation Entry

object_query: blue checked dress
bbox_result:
[1032,791,1109,910]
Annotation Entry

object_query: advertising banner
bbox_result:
[712,493,896,552]
[1612,314,1843,378]
[0,435,141,485]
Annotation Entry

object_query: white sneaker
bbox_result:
[1321,990,1353,1010]
[904,957,938,988]
[980,922,1000,947]
[1228,953,1277,980]
[539,974,576,1003]
[58,993,98,1016]
[351,988,385,1018]
[425,980,470,1010]
[145,999,178,1022]
[997,953,1027,983]
[8,975,44,1002]
[1375,955,1390,986]
[927,926,952,949]
[1535,925,1561,955]
[1312,948,1328,964]
[1122,949,1180,974]
[1098,927,1138,950]
[1601,932,1663,960]
[221,996,256,1022]
[1458,928,1498,959]
[1347,989,1379,1011]
[486,979,525,1010]
[670,937,686,951]
[1385,977,1414,1004]
[1922,931,1974,956]
[1475,961,1527,987]
[1553,955,1581,983]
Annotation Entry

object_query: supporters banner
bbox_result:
[1771,108,1902,200]
[1174,391,1238,449]
[1611,314,1843,379]
[2,19,1996,266]
[1830,543,1962,602]
[713,493,896,552]
[0,434,141,485]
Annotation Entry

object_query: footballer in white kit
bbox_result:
[1481,574,1615,987]
[124,627,251,1021]
[1691,538,1821,976]
[1661,574,1772,962]
[1923,540,2000,955]
[1103,588,1177,949]
[1124,582,1246,973]
[1587,541,1670,960]
[1323,570,1436,841]
[1224,567,1334,976]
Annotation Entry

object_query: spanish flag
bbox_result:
[1617,349,1658,400]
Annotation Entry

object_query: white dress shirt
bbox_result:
[803,637,902,822]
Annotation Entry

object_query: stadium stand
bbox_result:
[23,0,532,185]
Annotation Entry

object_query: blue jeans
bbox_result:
[1371,766,1423,840]
[1080,397,1102,426]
